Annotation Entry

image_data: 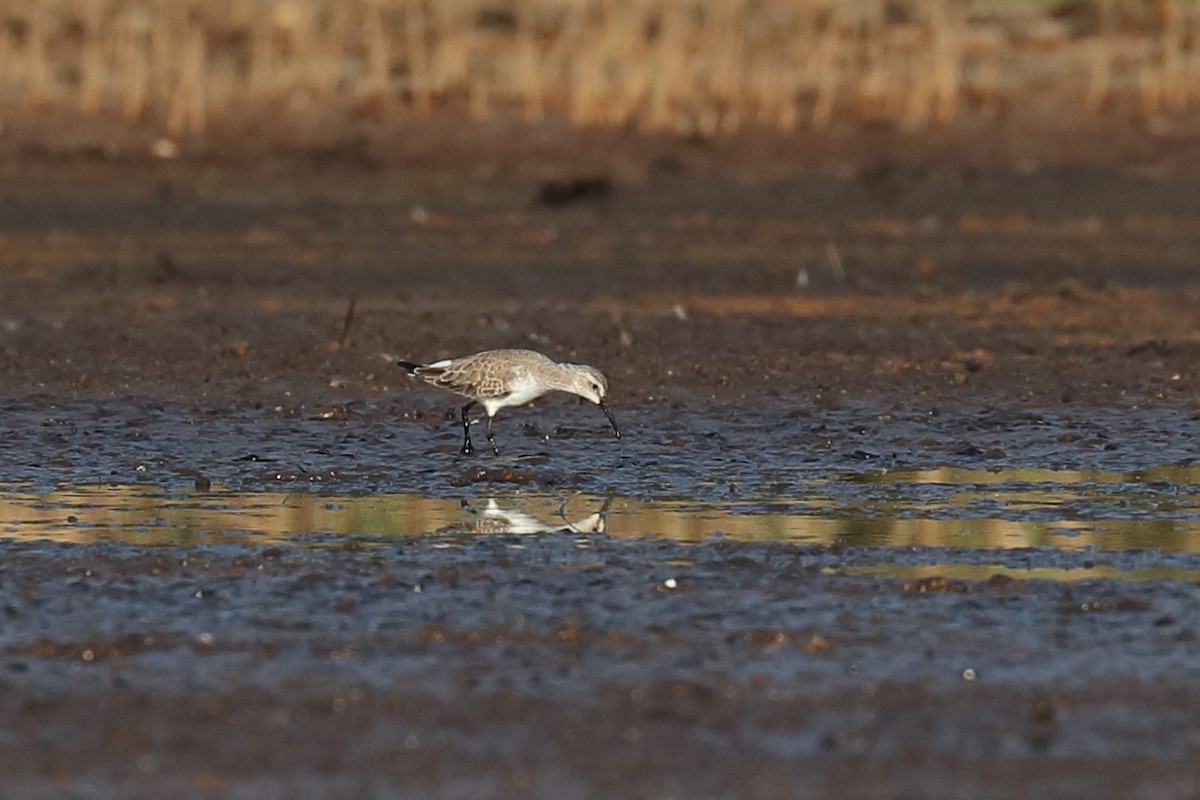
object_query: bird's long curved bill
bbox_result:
[598,400,621,439]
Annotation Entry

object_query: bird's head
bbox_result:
[565,364,620,439]
[567,364,609,405]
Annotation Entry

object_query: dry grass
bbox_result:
[0,0,1197,136]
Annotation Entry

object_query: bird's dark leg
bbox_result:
[485,414,501,456]
[460,401,476,455]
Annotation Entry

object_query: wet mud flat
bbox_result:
[3,535,1200,800]
[0,400,1200,797]
[2,120,1200,795]
[7,395,1200,490]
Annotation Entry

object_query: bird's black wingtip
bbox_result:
[381,354,424,374]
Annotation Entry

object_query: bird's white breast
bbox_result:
[482,372,547,414]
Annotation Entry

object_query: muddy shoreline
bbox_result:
[2,120,1200,796]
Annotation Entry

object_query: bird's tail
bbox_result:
[381,354,425,375]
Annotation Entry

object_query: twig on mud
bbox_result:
[825,242,846,282]
[334,296,358,350]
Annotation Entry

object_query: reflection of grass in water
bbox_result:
[851,465,1200,486]
[0,0,1197,136]
[3,473,1200,551]
[828,516,1200,553]
[842,562,1200,584]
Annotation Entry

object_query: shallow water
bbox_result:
[6,464,1200,556]
[4,398,1200,563]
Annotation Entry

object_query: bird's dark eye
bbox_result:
[591,383,600,392]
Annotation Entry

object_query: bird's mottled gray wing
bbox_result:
[415,352,513,400]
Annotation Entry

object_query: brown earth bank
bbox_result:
[1,117,1200,410]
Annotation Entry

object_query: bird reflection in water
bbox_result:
[448,498,608,535]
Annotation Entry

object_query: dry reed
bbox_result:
[0,0,1196,137]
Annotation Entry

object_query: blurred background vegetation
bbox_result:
[0,0,1197,140]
